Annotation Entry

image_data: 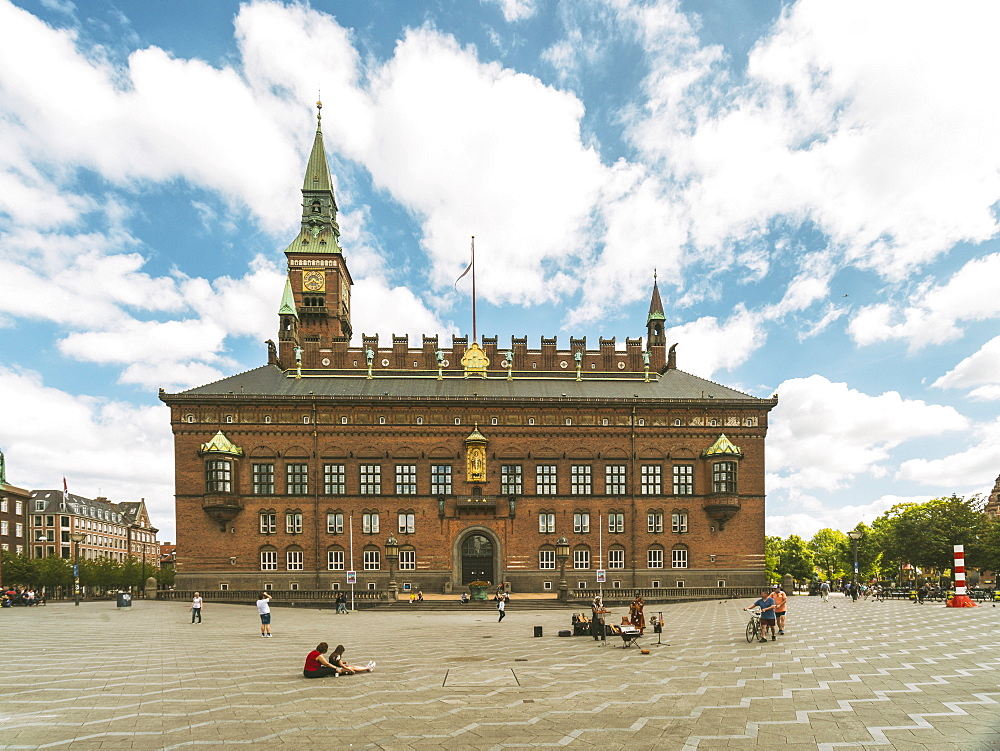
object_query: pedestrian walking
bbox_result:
[590,595,604,641]
[257,591,273,637]
[745,588,778,642]
[497,592,507,622]
[335,591,347,614]
[191,592,203,623]
[771,585,787,634]
[819,581,830,602]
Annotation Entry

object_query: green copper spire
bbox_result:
[284,100,342,255]
[646,271,665,323]
[278,276,298,317]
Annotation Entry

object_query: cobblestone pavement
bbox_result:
[2,594,999,749]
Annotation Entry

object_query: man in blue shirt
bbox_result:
[745,588,778,642]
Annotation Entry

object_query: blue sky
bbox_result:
[2,0,1000,547]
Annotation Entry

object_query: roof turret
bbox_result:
[278,276,298,317]
[285,100,342,255]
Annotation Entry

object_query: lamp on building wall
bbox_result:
[384,534,399,601]
[70,531,86,606]
[555,535,570,602]
[847,530,863,588]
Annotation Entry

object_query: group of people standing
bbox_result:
[745,585,788,642]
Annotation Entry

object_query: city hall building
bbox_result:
[160,106,777,596]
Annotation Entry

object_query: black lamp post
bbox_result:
[70,531,86,606]
[385,534,399,601]
[847,530,862,588]
[555,535,570,602]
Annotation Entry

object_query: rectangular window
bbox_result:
[360,465,381,495]
[539,549,556,569]
[326,512,343,534]
[259,513,276,535]
[252,463,274,495]
[648,511,663,533]
[398,512,415,534]
[395,465,417,495]
[713,461,737,493]
[286,464,309,495]
[536,465,558,495]
[573,512,590,533]
[287,550,304,570]
[672,548,688,568]
[641,465,662,495]
[35,500,45,512]
[363,549,381,570]
[608,512,624,534]
[608,548,625,569]
[323,464,345,495]
[0,521,7,535]
[399,549,416,571]
[571,465,592,495]
[0,499,6,512]
[671,512,688,533]
[605,464,627,495]
[430,465,453,495]
[285,512,303,535]
[672,464,693,495]
[647,549,664,568]
[363,512,380,534]
[205,459,232,493]
[327,549,345,570]
[538,512,555,534]
[500,465,523,495]
[260,550,277,570]
[573,549,590,569]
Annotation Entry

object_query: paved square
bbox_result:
[2,594,999,749]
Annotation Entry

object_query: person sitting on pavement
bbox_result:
[303,642,341,679]
[330,645,375,675]
[745,588,778,642]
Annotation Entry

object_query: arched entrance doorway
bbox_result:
[460,533,495,585]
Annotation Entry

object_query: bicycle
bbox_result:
[745,607,762,643]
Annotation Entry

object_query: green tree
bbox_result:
[765,535,783,582]
[810,528,849,580]
[1,551,36,587]
[155,566,175,588]
[778,535,815,582]
[35,554,72,592]
[879,495,988,574]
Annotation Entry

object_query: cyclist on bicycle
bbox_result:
[744,588,778,642]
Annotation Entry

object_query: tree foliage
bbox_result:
[809,528,848,580]
[777,535,815,582]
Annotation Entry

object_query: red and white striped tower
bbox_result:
[945,544,978,608]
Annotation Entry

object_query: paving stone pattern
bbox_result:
[2,594,999,749]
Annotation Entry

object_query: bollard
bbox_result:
[533,626,543,637]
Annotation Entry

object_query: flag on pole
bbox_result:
[454,236,474,288]
[62,476,69,509]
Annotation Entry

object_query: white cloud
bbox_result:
[766,492,925,540]
[895,417,1000,489]
[0,366,175,541]
[661,306,766,379]
[933,335,1000,394]
[483,0,538,23]
[768,375,968,491]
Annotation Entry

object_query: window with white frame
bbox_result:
[363,549,380,570]
[573,512,590,533]
[286,549,304,570]
[327,549,345,570]
[252,463,274,495]
[647,548,664,568]
[285,512,303,535]
[286,464,309,495]
[260,549,277,570]
[259,512,276,535]
[672,464,693,495]
[608,548,625,569]
[398,511,415,534]
[430,465,452,495]
[538,512,555,534]
[672,547,689,568]
[536,465,558,495]
[571,465,592,494]
[398,548,416,570]
[500,465,523,495]
[326,512,344,534]
[360,465,381,495]
[362,512,380,534]
[647,511,664,533]
[713,461,737,493]
[324,464,345,495]
[395,465,417,495]
[641,464,662,494]
[671,511,688,533]
[205,459,232,493]
[608,511,624,533]
[605,464,626,495]
[539,549,556,569]
[573,548,590,569]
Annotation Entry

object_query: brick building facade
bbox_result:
[160,105,778,595]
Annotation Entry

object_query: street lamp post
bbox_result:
[847,530,862,590]
[70,531,86,606]
[555,536,570,602]
[384,534,399,602]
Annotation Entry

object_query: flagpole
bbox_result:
[471,236,477,343]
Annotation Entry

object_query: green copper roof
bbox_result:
[278,276,298,317]
[647,279,665,323]
[286,102,342,255]
[303,106,334,193]
[702,433,742,457]
[199,430,244,457]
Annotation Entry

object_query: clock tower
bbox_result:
[277,101,354,370]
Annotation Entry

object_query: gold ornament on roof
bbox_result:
[461,341,489,378]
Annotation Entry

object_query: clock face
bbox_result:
[302,270,325,292]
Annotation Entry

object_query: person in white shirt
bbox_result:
[256,592,272,637]
[191,592,203,623]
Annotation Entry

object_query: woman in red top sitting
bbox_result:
[303,642,340,679]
